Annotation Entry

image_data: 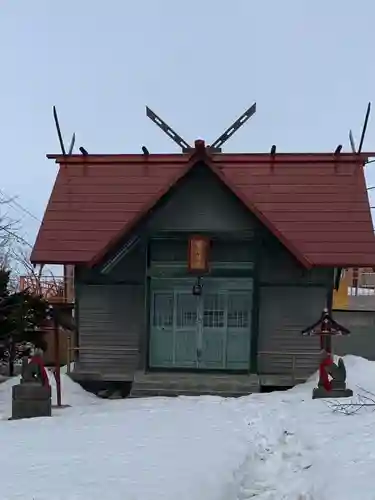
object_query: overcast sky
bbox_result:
[1,0,375,248]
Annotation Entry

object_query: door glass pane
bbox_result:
[227,293,250,328]
[153,293,173,327]
[176,294,197,328]
[203,294,225,328]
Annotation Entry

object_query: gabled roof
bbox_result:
[31,140,375,268]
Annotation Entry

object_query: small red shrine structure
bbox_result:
[301,308,350,349]
[302,308,353,398]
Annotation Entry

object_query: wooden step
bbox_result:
[130,389,255,398]
[129,372,260,398]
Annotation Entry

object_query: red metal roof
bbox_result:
[31,145,375,268]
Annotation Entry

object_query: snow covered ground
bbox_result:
[0,356,374,499]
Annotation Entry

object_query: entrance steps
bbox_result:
[129,371,260,398]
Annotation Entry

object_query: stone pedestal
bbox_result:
[11,383,52,420]
[312,386,353,399]
[313,356,353,400]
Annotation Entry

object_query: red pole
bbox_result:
[53,317,62,407]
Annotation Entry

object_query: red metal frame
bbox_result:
[19,273,74,304]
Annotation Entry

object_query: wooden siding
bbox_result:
[77,245,146,284]
[256,231,333,379]
[147,165,256,233]
[258,286,327,377]
[149,238,254,266]
[259,235,332,285]
[332,310,375,360]
[75,284,144,380]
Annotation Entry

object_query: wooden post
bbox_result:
[67,336,71,375]
[53,317,62,407]
[291,354,296,385]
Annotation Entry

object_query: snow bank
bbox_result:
[227,355,375,499]
[340,354,375,392]
[0,355,373,499]
[47,367,102,410]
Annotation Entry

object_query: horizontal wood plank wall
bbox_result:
[332,310,375,360]
[147,164,256,233]
[149,238,255,266]
[257,234,333,378]
[260,238,333,285]
[75,284,144,380]
[257,286,326,377]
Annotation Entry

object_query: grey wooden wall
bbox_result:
[333,310,375,360]
[73,246,146,381]
[75,283,144,380]
[257,287,326,377]
[257,237,333,378]
[73,162,335,382]
[147,163,256,233]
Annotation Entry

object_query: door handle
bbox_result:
[197,348,202,359]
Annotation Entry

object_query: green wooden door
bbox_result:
[199,291,226,369]
[175,291,199,367]
[199,281,252,370]
[149,291,175,367]
[149,278,253,370]
[149,283,199,368]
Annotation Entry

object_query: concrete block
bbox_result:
[11,382,52,420]
[12,383,51,401]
